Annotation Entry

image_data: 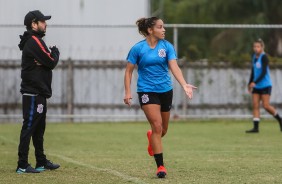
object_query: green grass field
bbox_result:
[1,120,282,184]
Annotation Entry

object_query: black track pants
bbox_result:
[17,95,47,168]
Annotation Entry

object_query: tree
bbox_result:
[151,0,282,61]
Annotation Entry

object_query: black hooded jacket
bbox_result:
[18,30,60,98]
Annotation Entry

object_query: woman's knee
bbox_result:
[263,104,275,115]
[262,102,270,110]
[151,122,163,135]
[253,101,260,109]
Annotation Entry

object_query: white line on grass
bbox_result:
[49,153,147,184]
[0,136,147,184]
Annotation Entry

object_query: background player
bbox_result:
[246,38,282,133]
[124,17,196,178]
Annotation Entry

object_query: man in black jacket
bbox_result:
[16,10,60,173]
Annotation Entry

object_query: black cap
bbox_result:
[24,10,51,27]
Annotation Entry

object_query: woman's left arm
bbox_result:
[169,60,197,99]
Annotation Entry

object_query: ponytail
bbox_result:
[136,17,160,37]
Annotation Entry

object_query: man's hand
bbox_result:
[50,46,60,57]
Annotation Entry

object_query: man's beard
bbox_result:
[37,26,47,34]
[32,27,46,37]
[37,26,46,34]
[40,28,46,33]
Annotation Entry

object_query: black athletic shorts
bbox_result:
[252,86,272,95]
[137,90,173,112]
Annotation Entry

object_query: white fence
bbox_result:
[1,60,282,122]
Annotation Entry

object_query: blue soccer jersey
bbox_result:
[127,39,177,93]
[252,53,272,89]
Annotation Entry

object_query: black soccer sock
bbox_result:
[274,113,282,123]
[253,118,260,130]
[154,153,164,168]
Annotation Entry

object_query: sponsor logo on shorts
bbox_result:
[158,49,166,58]
[141,94,149,103]
[37,104,44,114]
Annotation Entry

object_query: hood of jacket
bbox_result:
[18,30,45,51]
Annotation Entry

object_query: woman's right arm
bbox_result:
[124,63,135,106]
[248,67,254,85]
[248,67,255,93]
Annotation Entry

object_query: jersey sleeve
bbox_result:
[248,67,254,84]
[166,41,177,62]
[126,45,139,65]
[28,36,59,70]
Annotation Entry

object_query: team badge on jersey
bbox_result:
[158,49,166,58]
[256,62,261,68]
[37,104,44,114]
[141,94,149,103]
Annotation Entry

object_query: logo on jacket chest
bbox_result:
[158,49,166,58]
[256,62,261,69]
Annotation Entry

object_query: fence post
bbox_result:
[67,58,74,122]
[173,25,188,117]
[173,26,180,116]
[182,61,188,117]
[173,25,178,55]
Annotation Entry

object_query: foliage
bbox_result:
[151,0,282,64]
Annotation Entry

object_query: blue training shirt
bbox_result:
[252,53,272,89]
[127,39,177,93]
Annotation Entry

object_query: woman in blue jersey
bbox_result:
[124,17,196,178]
[246,39,282,133]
